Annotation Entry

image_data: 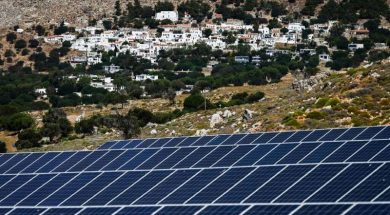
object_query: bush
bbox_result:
[14,39,27,50]
[183,93,212,111]
[306,111,326,120]
[15,128,42,149]
[75,118,95,134]
[4,113,34,131]
[0,141,6,153]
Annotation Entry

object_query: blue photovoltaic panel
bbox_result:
[119,149,159,170]
[150,138,172,148]
[78,207,119,215]
[319,128,348,141]
[98,141,117,150]
[300,142,344,163]
[285,130,312,143]
[67,150,107,172]
[155,206,202,214]
[346,140,389,162]
[8,208,46,215]
[187,167,254,204]
[0,174,56,206]
[253,132,278,144]
[354,126,385,140]
[36,152,74,173]
[198,205,248,215]
[213,145,256,167]
[193,146,234,168]
[6,153,44,174]
[39,172,99,206]
[191,135,215,146]
[156,147,195,169]
[245,165,314,203]
[207,134,231,145]
[18,173,78,206]
[85,150,124,171]
[177,136,200,147]
[102,149,141,171]
[308,163,381,202]
[52,151,91,172]
[42,208,82,215]
[293,205,351,215]
[302,129,329,142]
[0,125,389,214]
[162,137,186,147]
[235,144,276,166]
[221,134,246,145]
[0,153,30,173]
[337,127,366,141]
[245,205,298,215]
[21,152,59,173]
[373,126,390,139]
[161,169,223,204]
[346,204,390,215]
[275,164,346,202]
[110,140,129,149]
[137,148,177,170]
[216,166,283,203]
[61,172,123,206]
[116,207,159,215]
[268,131,295,143]
[109,171,172,205]
[324,141,367,163]
[84,171,147,206]
[134,169,198,204]
[236,133,261,144]
[136,139,157,148]
[122,139,143,149]
[341,163,390,202]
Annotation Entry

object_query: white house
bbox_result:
[103,64,121,73]
[155,11,179,22]
[348,43,364,51]
[288,23,306,33]
[319,54,332,62]
[135,74,159,81]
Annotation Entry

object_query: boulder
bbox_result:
[210,113,223,128]
[223,110,233,118]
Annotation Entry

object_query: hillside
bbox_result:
[0,0,304,28]
[14,59,390,152]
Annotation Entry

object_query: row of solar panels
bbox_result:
[0,139,389,175]
[1,204,390,215]
[0,163,388,207]
[99,126,390,150]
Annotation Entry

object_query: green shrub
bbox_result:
[306,111,326,120]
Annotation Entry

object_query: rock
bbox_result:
[150,129,157,135]
[370,72,380,78]
[243,109,254,121]
[223,110,233,118]
[195,129,209,136]
[210,113,223,128]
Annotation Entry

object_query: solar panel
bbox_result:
[0,126,388,214]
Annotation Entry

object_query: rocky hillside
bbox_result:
[0,0,304,28]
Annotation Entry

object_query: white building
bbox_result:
[135,74,159,81]
[155,11,179,22]
[103,64,121,74]
[288,23,306,33]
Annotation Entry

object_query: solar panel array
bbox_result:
[0,126,389,215]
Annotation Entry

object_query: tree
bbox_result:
[202,28,212,38]
[29,39,39,48]
[6,32,17,44]
[0,141,6,153]
[15,128,42,149]
[14,39,27,50]
[115,0,122,16]
[155,1,175,12]
[183,93,212,111]
[41,108,73,142]
[120,113,141,138]
[5,113,34,131]
[102,20,113,30]
[35,25,46,36]
[165,88,176,104]
[54,21,68,35]
[75,118,95,134]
